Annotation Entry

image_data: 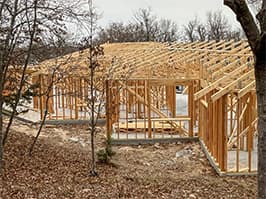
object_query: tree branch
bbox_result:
[256,0,266,31]
[224,0,260,51]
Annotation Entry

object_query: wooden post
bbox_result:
[188,83,194,137]
[70,77,73,119]
[126,81,129,139]
[213,99,218,159]
[137,80,142,119]
[236,98,240,172]
[219,95,227,171]
[172,85,176,118]
[62,88,65,119]
[147,80,152,138]
[39,74,43,120]
[74,79,79,119]
[48,75,54,120]
[106,80,111,140]
[144,80,147,139]
[116,81,120,139]
[55,86,58,120]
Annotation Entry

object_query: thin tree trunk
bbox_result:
[90,127,96,175]
[29,109,47,156]
[29,68,58,155]
[90,51,97,176]
[0,95,3,172]
[0,0,19,162]
[255,61,266,199]
[0,49,4,173]
[88,0,97,176]
[3,0,38,145]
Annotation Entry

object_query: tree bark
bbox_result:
[89,50,97,176]
[224,1,266,198]
[0,92,3,172]
[255,63,266,199]
[224,0,260,51]
[255,33,266,198]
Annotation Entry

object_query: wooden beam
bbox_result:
[211,69,254,102]
[194,62,251,100]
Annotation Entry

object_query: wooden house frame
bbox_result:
[31,41,257,175]
[193,41,257,174]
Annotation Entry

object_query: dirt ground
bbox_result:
[0,119,257,199]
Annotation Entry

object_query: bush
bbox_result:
[96,138,116,164]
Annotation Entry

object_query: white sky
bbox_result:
[93,0,240,27]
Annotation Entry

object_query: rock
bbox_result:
[184,146,193,151]
[82,188,91,193]
[176,150,187,158]
[69,137,79,143]
[189,194,197,199]
[80,140,86,147]
[175,151,183,158]
[160,160,175,166]
[154,143,160,149]
[143,162,150,166]
[119,146,134,151]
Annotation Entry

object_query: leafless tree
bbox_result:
[224,0,266,197]
[96,22,140,43]
[0,0,95,172]
[133,7,158,42]
[206,11,231,41]
[182,12,243,42]
[0,0,39,172]
[196,24,207,41]
[183,17,199,42]
[85,0,105,176]
[157,19,178,42]
[28,57,71,155]
[96,16,178,43]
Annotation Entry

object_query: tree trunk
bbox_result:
[255,60,266,198]
[0,58,4,172]
[0,99,3,172]
[90,128,96,175]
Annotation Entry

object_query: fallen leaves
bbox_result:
[0,120,257,198]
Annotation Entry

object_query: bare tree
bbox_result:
[206,11,231,41]
[85,0,104,176]
[96,16,178,43]
[196,24,207,41]
[133,7,158,41]
[182,11,243,42]
[183,17,199,42]
[96,22,139,43]
[0,0,94,172]
[2,0,39,146]
[28,58,71,155]
[0,0,39,171]
[157,19,178,42]
[224,0,266,197]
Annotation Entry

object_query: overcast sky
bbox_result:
[93,0,240,27]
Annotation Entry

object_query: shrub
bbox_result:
[96,138,116,164]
